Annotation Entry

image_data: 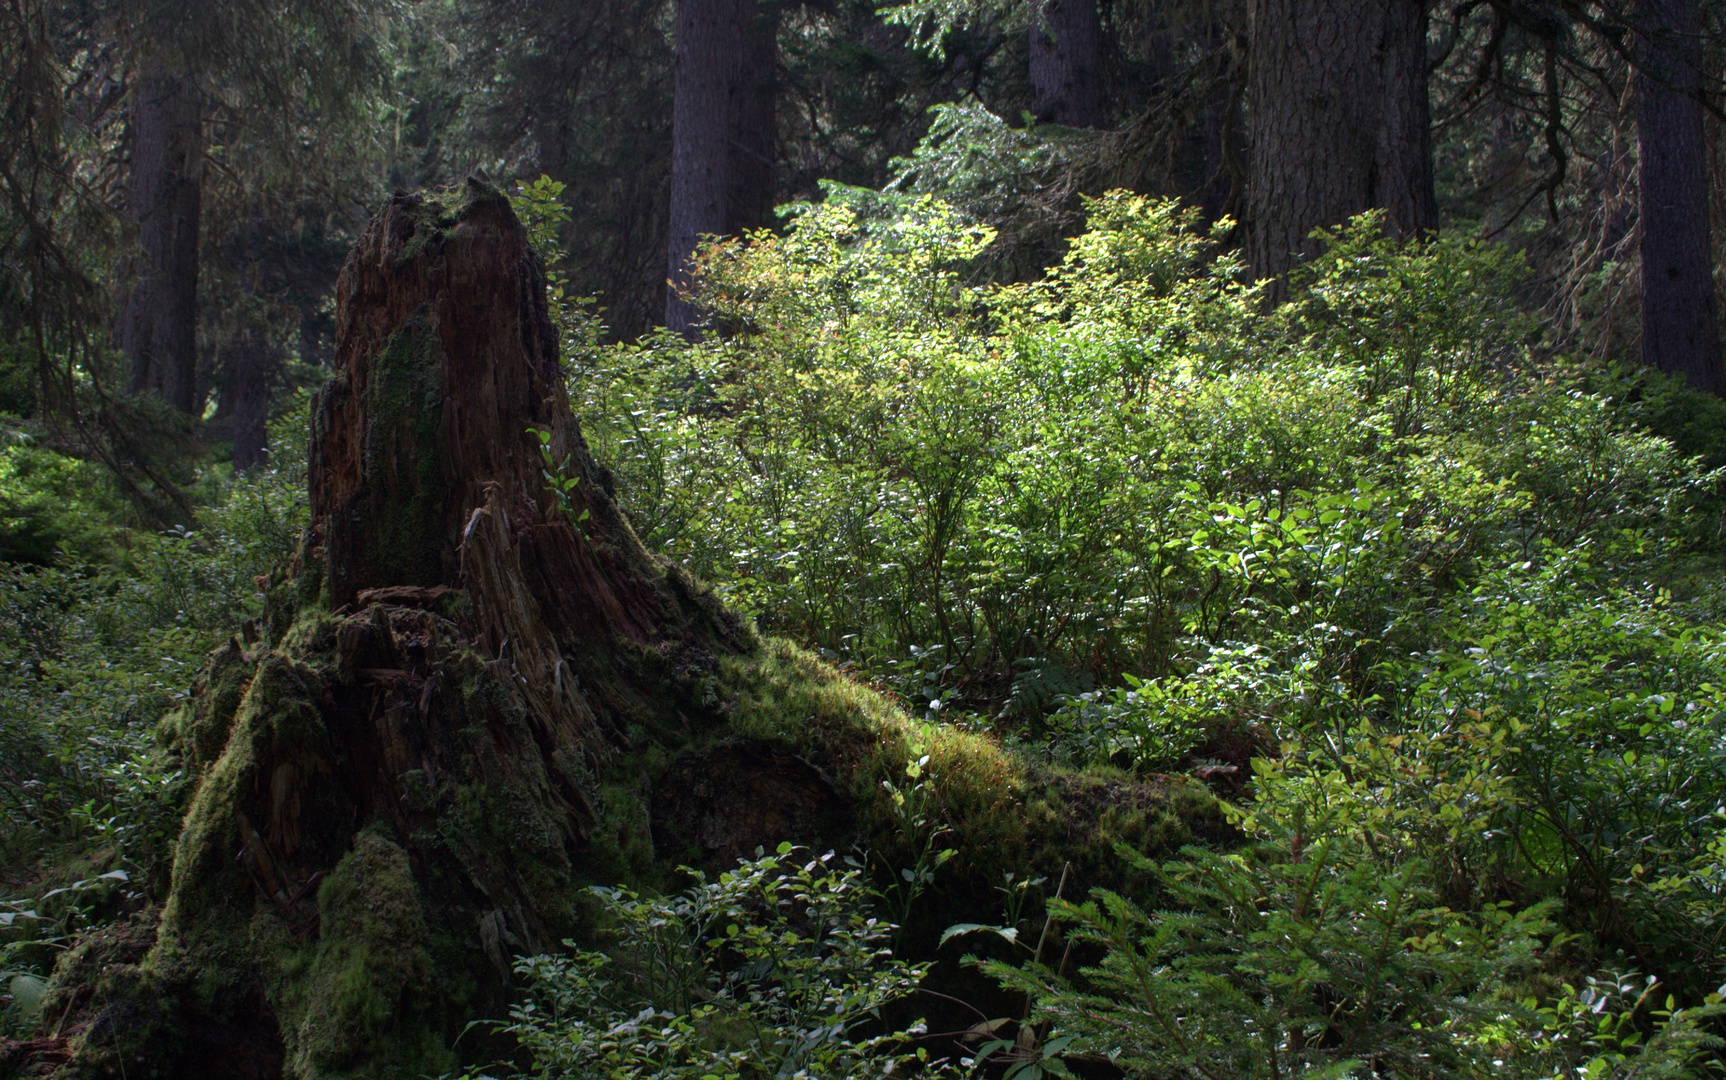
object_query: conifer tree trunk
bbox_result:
[1374,0,1437,235]
[117,66,204,414]
[1198,26,1244,226]
[1244,0,1436,300]
[213,326,274,470]
[1029,0,1105,128]
[1635,0,1724,395]
[665,0,777,336]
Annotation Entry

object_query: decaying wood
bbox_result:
[354,585,457,608]
[45,180,753,1080]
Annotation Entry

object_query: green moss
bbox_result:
[263,824,450,1079]
[709,637,1221,893]
[158,653,326,925]
[446,648,489,697]
[719,637,911,774]
[416,672,586,935]
[157,637,256,773]
[384,179,508,269]
[716,639,1024,846]
[277,608,341,659]
[294,545,330,617]
[388,196,458,268]
[582,776,661,888]
[453,177,514,223]
[101,650,333,1077]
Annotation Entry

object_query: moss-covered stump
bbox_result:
[36,180,744,1079]
[30,182,1225,1080]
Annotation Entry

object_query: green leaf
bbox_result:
[940,923,1019,947]
[9,974,47,1018]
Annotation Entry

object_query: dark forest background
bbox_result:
[6,0,1726,482]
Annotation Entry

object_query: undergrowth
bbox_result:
[1,184,1723,1076]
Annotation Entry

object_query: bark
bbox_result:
[1029,0,1105,128]
[117,66,204,415]
[665,0,777,336]
[1374,0,1437,237]
[1244,0,1437,299]
[1635,0,1724,395]
[211,326,275,471]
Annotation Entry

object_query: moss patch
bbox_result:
[158,637,256,774]
[709,637,1223,893]
[262,825,448,1079]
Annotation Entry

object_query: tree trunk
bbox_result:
[665,0,777,336]
[1635,0,1724,395]
[1373,0,1437,237]
[1029,0,1105,128]
[212,325,275,471]
[1244,0,1436,299]
[117,66,204,415]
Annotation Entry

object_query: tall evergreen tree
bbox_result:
[666,0,779,336]
[1635,0,1723,395]
[1029,0,1105,127]
[116,66,204,415]
[0,0,118,423]
[112,0,384,417]
[1245,0,1436,296]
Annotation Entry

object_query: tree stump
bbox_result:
[35,180,1223,1080]
[58,180,760,1079]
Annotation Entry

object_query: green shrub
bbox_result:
[0,440,119,566]
[0,409,307,877]
[557,188,1717,745]
[495,844,944,1079]
[510,181,1726,1051]
[974,735,1726,1079]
